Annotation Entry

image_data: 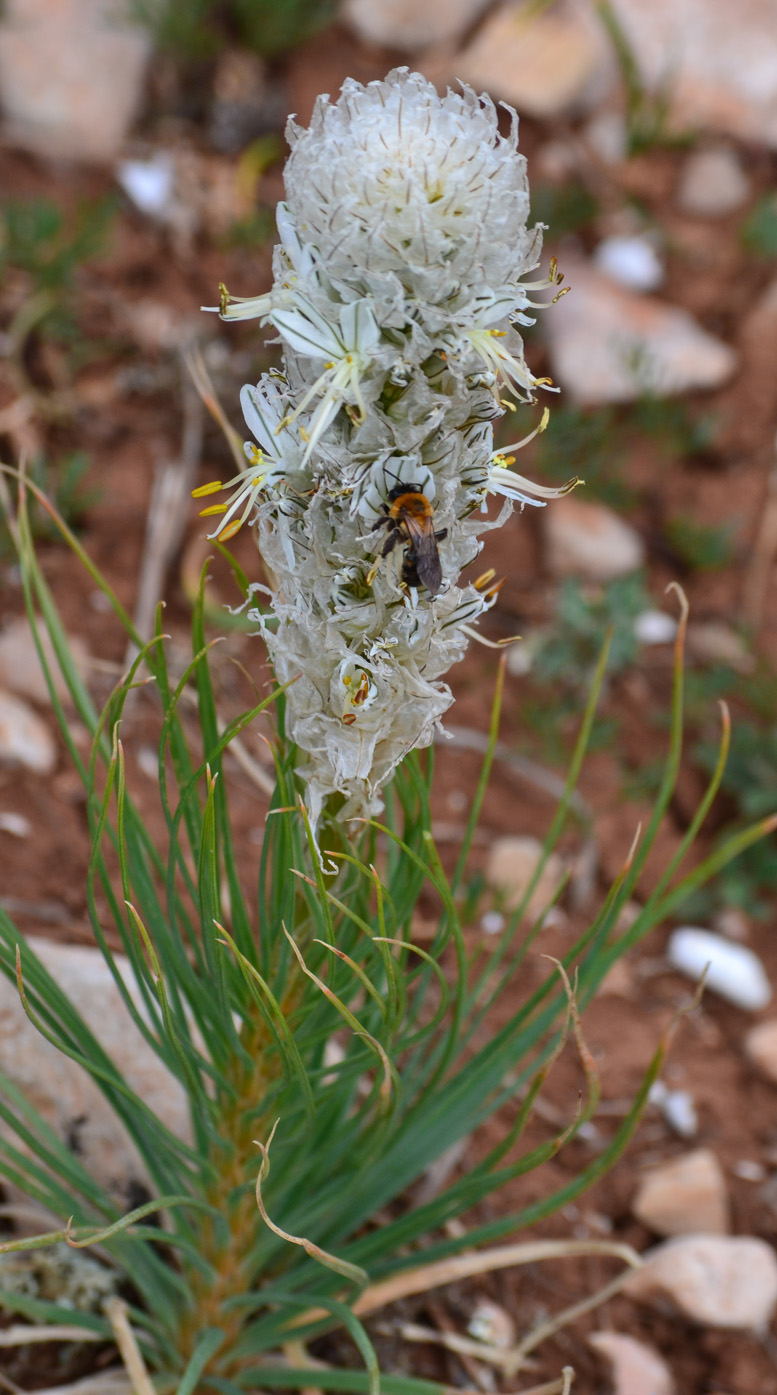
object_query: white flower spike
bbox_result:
[202,69,576,828]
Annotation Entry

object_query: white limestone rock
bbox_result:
[0,617,89,705]
[544,262,737,404]
[686,622,754,675]
[0,689,56,774]
[0,936,192,1205]
[27,1375,131,1395]
[603,0,777,150]
[589,1331,674,1395]
[745,1019,777,1084]
[0,0,151,162]
[667,927,772,1011]
[623,1235,777,1328]
[544,496,646,581]
[593,235,665,292]
[454,1,608,118]
[632,1149,730,1237]
[485,836,565,922]
[678,147,751,217]
[343,0,491,50]
[583,110,628,164]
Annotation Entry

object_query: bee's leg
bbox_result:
[381,529,400,558]
[434,528,448,541]
[371,512,389,533]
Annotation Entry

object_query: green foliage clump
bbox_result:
[0,196,116,346]
[741,195,777,258]
[663,515,735,572]
[533,573,651,691]
[530,181,599,239]
[595,0,694,155]
[0,452,99,559]
[533,398,714,514]
[130,0,337,59]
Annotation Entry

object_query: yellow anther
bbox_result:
[199,503,228,517]
[353,673,370,704]
[219,520,243,541]
[488,329,506,338]
[300,426,310,442]
[192,481,223,498]
[474,569,496,591]
[218,281,230,313]
[342,674,352,686]
[503,455,516,465]
[247,445,263,465]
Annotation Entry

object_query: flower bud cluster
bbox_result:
[200,69,574,827]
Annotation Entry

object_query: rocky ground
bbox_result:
[2,1,777,1392]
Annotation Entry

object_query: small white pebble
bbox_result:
[480,910,505,936]
[0,812,31,838]
[578,1120,602,1143]
[505,635,540,676]
[585,1210,614,1233]
[634,609,678,645]
[467,1299,515,1349]
[648,1079,698,1137]
[662,1088,698,1139]
[137,746,159,780]
[116,154,175,218]
[583,111,627,164]
[733,1159,767,1182]
[668,927,772,1011]
[593,234,664,292]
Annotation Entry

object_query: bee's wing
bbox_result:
[403,510,442,594]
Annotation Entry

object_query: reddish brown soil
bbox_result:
[2,22,777,1395]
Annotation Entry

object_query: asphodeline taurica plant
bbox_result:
[200,68,575,828]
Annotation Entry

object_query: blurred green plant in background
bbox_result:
[0,451,99,560]
[0,197,115,556]
[741,194,777,258]
[534,399,715,514]
[595,0,694,155]
[532,574,649,691]
[129,0,337,59]
[0,196,117,356]
[663,514,735,572]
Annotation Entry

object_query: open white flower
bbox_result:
[271,297,382,462]
[192,381,302,541]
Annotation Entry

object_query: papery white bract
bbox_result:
[203,68,575,828]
